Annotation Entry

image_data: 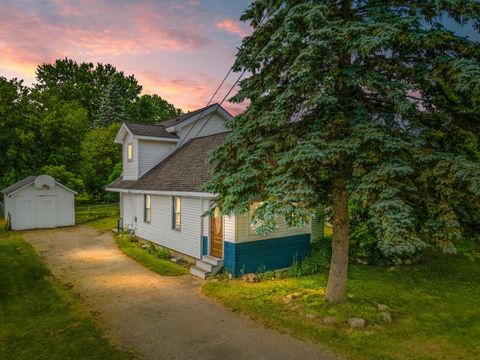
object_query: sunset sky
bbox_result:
[1,0,478,115]
[0,0,252,114]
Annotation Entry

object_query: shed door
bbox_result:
[36,196,57,228]
[14,197,35,230]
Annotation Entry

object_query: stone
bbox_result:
[283,295,293,303]
[403,259,412,265]
[292,292,302,299]
[323,316,337,325]
[348,317,367,328]
[392,258,403,266]
[377,304,391,311]
[241,273,259,283]
[361,259,369,265]
[170,257,178,263]
[140,243,148,249]
[380,312,393,323]
[306,313,316,319]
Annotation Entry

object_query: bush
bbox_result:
[287,237,332,277]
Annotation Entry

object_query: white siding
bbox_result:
[177,114,227,145]
[201,198,210,237]
[8,183,75,230]
[236,214,310,243]
[129,194,202,259]
[138,140,176,176]
[3,194,11,220]
[123,135,139,180]
[224,215,236,243]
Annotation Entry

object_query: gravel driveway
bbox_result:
[23,226,337,360]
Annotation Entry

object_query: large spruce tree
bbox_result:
[205,0,480,303]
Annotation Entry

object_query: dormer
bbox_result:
[158,103,234,145]
[115,122,179,180]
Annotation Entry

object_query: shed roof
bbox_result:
[1,176,38,195]
[107,131,229,193]
[1,175,77,195]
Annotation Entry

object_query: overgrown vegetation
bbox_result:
[204,250,480,360]
[114,233,188,276]
[0,221,133,360]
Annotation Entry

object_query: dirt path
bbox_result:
[23,226,337,360]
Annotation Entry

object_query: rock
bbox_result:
[140,243,148,249]
[292,292,302,299]
[283,295,293,303]
[348,317,367,328]
[380,312,392,323]
[170,257,178,263]
[403,259,412,265]
[377,304,391,311]
[393,258,403,266]
[361,259,369,265]
[323,316,337,325]
[356,258,363,264]
[306,313,316,319]
[241,273,259,283]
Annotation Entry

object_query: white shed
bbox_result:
[1,175,77,230]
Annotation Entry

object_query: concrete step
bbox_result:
[202,255,224,267]
[196,260,214,272]
[190,266,209,279]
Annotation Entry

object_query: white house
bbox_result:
[106,104,311,278]
[2,175,76,230]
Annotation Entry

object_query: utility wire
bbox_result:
[177,10,270,147]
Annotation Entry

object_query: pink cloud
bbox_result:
[216,19,248,37]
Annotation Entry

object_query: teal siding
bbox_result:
[202,236,208,256]
[224,234,311,277]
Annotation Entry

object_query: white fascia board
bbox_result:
[115,124,132,144]
[167,106,219,133]
[55,182,78,195]
[4,182,34,197]
[132,135,179,142]
[105,187,216,198]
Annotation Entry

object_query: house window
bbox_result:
[144,194,151,223]
[249,202,264,234]
[127,143,133,162]
[172,196,181,230]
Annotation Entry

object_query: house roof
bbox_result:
[1,176,38,195]
[123,122,179,139]
[107,131,230,193]
[156,103,220,128]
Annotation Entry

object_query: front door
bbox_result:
[210,212,223,258]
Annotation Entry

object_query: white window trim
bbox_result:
[127,143,133,162]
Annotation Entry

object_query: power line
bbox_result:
[177,10,270,147]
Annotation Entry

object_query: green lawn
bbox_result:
[0,222,133,360]
[114,234,189,276]
[203,251,480,360]
[75,203,119,224]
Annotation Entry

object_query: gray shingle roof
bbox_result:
[156,103,220,128]
[107,132,230,193]
[123,122,179,139]
[1,176,38,195]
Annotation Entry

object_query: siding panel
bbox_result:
[138,140,176,176]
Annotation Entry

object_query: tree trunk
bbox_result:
[325,176,349,303]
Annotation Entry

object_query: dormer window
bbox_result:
[127,143,133,162]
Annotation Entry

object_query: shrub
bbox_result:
[287,237,332,277]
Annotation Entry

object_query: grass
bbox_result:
[203,251,480,360]
[75,203,119,224]
[114,234,189,276]
[0,221,133,360]
[85,215,119,232]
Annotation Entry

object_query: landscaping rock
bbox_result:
[283,295,293,303]
[170,257,178,263]
[380,312,392,323]
[377,304,391,311]
[292,292,302,299]
[403,259,412,265]
[241,273,259,283]
[323,316,337,325]
[392,258,403,266]
[348,318,367,328]
[306,313,316,319]
[141,243,148,249]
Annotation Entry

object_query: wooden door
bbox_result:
[210,213,223,258]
